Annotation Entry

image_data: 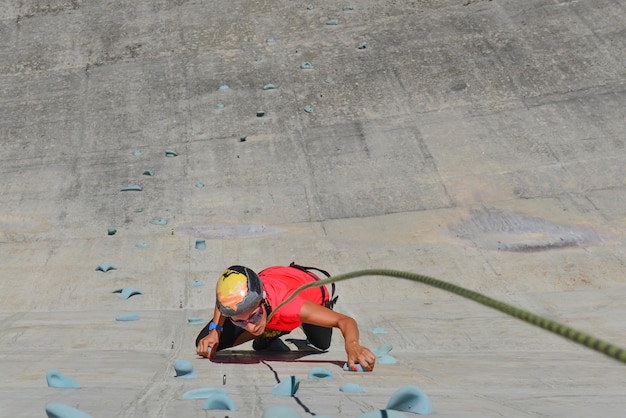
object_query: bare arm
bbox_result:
[196,304,225,358]
[299,300,376,371]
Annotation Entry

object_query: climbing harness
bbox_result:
[267,269,626,364]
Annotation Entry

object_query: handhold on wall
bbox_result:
[121,184,142,191]
[107,226,117,236]
[240,134,248,142]
[135,242,149,248]
[195,239,206,249]
[372,327,387,334]
[190,280,204,287]
[255,57,262,62]
[196,182,205,188]
[46,370,81,388]
[378,354,397,364]
[150,218,168,225]
[95,263,116,272]
[373,343,393,357]
[216,102,225,109]
[142,169,154,176]
[263,83,276,90]
[270,376,300,396]
[182,387,226,400]
[187,317,205,325]
[325,76,333,83]
[267,37,276,44]
[342,363,370,372]
[344,6,354,10]
[307,5,314,10]
[174,360,197,378]
[165,150,178,157]
[340,383,365,393]
[219,84,230,91]
[301,62,314,69]
[386,385,432,415]
[132,150,142,156]
[357,411,409,418]
[358,41,368,49]
[115,313,140,321]
[112,288,144,300]
[307,367,334,380]
[304,105,313,113]
[45,403,92,418]
[326,19,339,25]
[262,406,301,418]
[202,393,236,411]
[256,110,266,117]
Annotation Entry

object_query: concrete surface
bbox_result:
[1,0,626,416]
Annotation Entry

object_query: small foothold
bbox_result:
[202,393,236,411]
[95,263,116,272]
[182,387,227,400]
[386,385,432,415]
[270,376,300,396]
[190,280,204,287]
[112,287,144,300]
[266,37,276,44]
[325,76,333,83]
[307,5,314,10]
[135,242,149,248]
[308,367,334,380]
[121,184,142,192]
[115,313,140,321]
[150,218,168,225]
[134,208,143,213]
[216,102,225,109]
[195,238,206,250]
[340,383,365,393]
[46,370,81,388]
[372,327,387,334]
[188,317,205,325]
[255,57,262,62]
[174,359,198,378]
[219,84,230,91]
[142,169,154,176]
[45,403,92,418]
[301,61,314,69]
[262,406,301,418]
[326,19,339,25]
[196,182,205,188]
[165,150,178,157]
[239,134,247,142]
[343,363,369,372]
[304,105,314,113]
[343,6,354,11]
[107,226,117,236]
[132,150,142,156]
[256,110,266,117]
[358,41,368,49]
[262,83,276,90]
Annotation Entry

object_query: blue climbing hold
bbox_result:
[120,184,142,191]
[165,150,178,157]
[342,363,370,372]
[263,84,276,90]
[373,343,393,357]
[115,313,140,321]
[378,354,398,364]
[307,367,334,380]
[344,6,354,11]
[372,327,387,334]
[340,383,365,393]
[45,403,92,418]
[256,110,266,117]
[112,288,144,300]
[187,317,205,325]
[107,226,117,236]
[326,19,339,25]
[325,76,333,83]
[182,387,226,400]
[95,263,116,272]
[196,182,205,188]
[174,360,197,378]
[386,385,432,415]
[150,218,168,225]
[301,62,314,69]
[135,242,149,248]
[358,41,368,49]
[240,134,248,142]
[190,280,204,287]
[132,150,142,156]
[195,239,206,249]
[267,37,276,44]
[270,376,300,396]
[142,169,154,176]
[304,105,314,113]
[216,102,225,109]
[219,84,230,91]
[46,370,80,388]
[202,393,236,411]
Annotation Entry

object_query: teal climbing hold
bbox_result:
[372,327,387,334]
[135,242,149,248]
[107,226,117,236]
[386,385,432,415]
[326,19,339,25]
[188,317,205,325]
[239,134,248,142]
[174,360,197,378]
[112,288,144,300]
[378,354,397,364]
[46,370,80,388]
[150,218,168,225]
[132,150,141,156]
[344,6,354,11]
[216,102,225,109]
[182,387,226,400]
[195,239,206,249]
[202,393,236,411]
[95,263,116,272]
[301,62,314,69]
[120,184,142,191]
[189,280,204,287]
[267,37,276,44]
[256,110,266,117]
[270,376,300,396]
[340,383,365,393]
[373,343,393,357]
[165,150,178,157]
[358,41,368,49]
[343,363,369,372]
[45,403,92,418]
[142,169,154,176]
[196,182,205,188]
[263,83,276,90]
[219,84,230,91]
[304,105,313,113]
[262,406,301,418]
[325,76,333,83]
[307,367,334,380]
[115,313,140,321]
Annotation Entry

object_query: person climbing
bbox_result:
[195,263,376,371]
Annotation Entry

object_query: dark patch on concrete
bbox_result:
[449,207,604,251]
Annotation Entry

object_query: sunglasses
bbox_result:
[230,305,264,328]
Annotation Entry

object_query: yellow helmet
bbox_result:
[216,266,263,316]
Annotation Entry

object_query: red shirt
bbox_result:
[259,266,329,331]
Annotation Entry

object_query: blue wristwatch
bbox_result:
[208,321,223,332]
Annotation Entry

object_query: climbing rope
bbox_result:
[267,269,626,364]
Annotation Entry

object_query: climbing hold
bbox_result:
[115,313,140,321]
[120,184,142,191]
[190,280,204,287]
[182,387,226,400]
[342,363,369,372]
[45,403,92,418]
[256,110,266,117]
[196,182,205,188]
[174,360,198,378]
[216,102,225,109]
[134,208,143,213]
[263,83,276,90]
[357,411,409,418]
[340,383,365,393]
[142,169,154,176]
[357,41,368,49]
[107,226,117,236]
[255,57,262,62]
[187,317,205,325]
[324,76,333,83]
[219,84,230,91]
[202,393,236,411]
[165,150,178,157]
[386,385,432,415]
[304,105,313,113]
[135,242,149,248]
[46,370,80,388]
[150,218,168,225]
[270,376,300,396]
[343,6,354,11]
[373,343,393,357]
[372,327,387,334]
[262,406,301,418]
[301,62,314,69]
[195,238,206,250]
[307,367,334,380]
[306,5,314,10]
[379,354,398,364]
[112,288,144,300]
[326,19,339,25]
[239,134,248,142]
[132,150,142,156]
[95,263,116,272]
[267,37,276,44]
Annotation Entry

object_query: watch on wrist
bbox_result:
[208,321,223,332]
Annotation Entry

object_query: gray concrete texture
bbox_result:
[1,0,626,416]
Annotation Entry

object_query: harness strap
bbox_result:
[289,262,338,309]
